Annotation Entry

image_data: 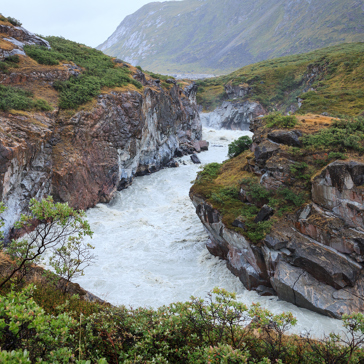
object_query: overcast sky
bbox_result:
[1,0,163,47]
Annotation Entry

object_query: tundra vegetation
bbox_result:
[197,42,364,116]
[0,198,364,362]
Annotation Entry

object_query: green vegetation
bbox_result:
[228,136,253,158]
[0,85,52,112]
[264,113,298,129]
[23,37,143,109]
[302,116,364,152]
[197,43,364,116]
[0,15,22,26]
[2,284,364,363]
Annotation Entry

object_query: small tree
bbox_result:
[228,136,252,158]
[0,196,94,289]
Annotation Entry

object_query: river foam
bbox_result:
[76,127,343,338]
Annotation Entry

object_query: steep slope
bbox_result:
[98,0,364,74]
[197,42,364,129]
[0,18,203,236]
[190,113,364,318]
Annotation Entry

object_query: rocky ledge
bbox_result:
[190,114,364,318]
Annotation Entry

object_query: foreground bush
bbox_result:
[1,286,364,363]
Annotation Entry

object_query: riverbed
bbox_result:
[76,127,343,338]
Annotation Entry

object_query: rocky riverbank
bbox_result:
[190,114,364,318]
[0,22,205,236]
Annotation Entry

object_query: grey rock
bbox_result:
[264,235,287,250]
[190,154,201,164]
[200,101,265,130]
[232,219,246,230]
[268,130,303,147]
[254,204,274,223]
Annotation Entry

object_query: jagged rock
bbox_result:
[271,260,363,318]
[191,154,201,164]
[192,141,201,153]
[312,161,364,228]
[287,233,362,289]
[264,235,287,250]
[174,148,184,157]
[232,219,246,230]
[268,130,302,147]
[254,140,280,165]
[200,101,266,130]
[254,205,274,223]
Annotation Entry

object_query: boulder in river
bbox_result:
[191,154,201,164]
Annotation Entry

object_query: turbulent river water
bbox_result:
[76,127,343,338]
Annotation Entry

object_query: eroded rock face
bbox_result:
[0,78,202,236]
[0,25,50,60]
[190,118,364,318]
[200,101,266,130]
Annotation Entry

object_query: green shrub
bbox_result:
[0,85,52,112]
[0,16,22,26]
[228,136,253,158]
[264,112,299,128]
[5,55,20,63]
[23,37,143,109]
[23,45,64,65]
[302,116,364,152]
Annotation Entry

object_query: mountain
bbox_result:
[98,0,364,75]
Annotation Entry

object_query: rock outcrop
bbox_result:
[0,24,203,236]
[200,101,266,131]
[191,115,364,318]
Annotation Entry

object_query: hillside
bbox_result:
[98,0,364,75]
[196,42,364,116]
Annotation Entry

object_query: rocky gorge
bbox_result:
[0,21,204,237]
[190,114,364,318]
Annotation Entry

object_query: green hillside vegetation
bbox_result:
[197,42,364,116]
[23,37,142,109]
[99,0,364,74]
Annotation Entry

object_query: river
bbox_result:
[75,127,343,338]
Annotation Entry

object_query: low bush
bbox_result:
[228,136,253,158]
[0,15,22,26]
[264,112,299,128]
[0,85,52,112]
[2,286,364,363]
[23,37,143,109]
[302,116,364,152]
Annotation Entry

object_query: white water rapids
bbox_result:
[76,127,343,338]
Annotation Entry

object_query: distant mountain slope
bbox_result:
[98,0,364,74]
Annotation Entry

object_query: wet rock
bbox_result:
[199,140,209,151]
[271,260,363,318]
[166,159,179,168]
[174,148,184,157]
[232,219,246,230]
[192,141,201,153]
[256,285,276,296]
[254,205,274,223]
[268,130,302,147]
[287,233,362,289]
[191,154,201,164]
[200,101,266,131]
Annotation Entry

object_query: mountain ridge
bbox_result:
[98,0,364,74]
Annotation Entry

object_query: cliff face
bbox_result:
[0,24,202,236]
[190,115,364,318]
[98,0,364,75]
